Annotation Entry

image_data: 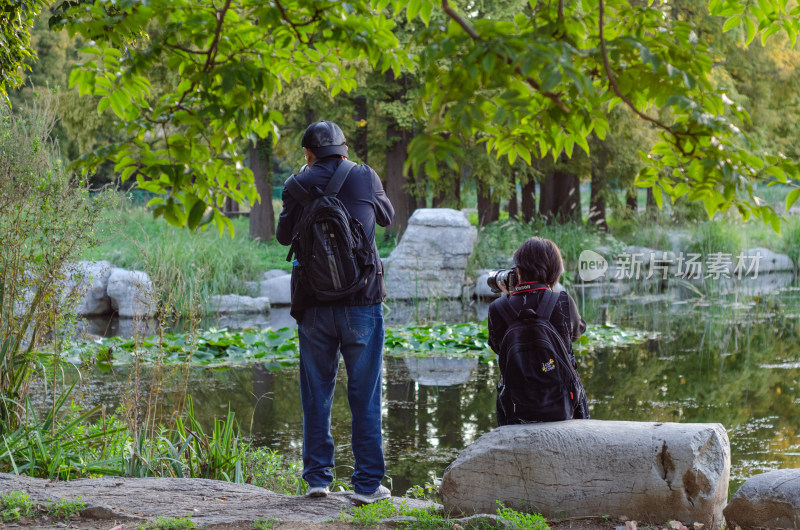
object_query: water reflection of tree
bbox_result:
[586,296,800,489]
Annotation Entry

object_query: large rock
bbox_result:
[724,469,800,529]
[742,247,794,274]
[106,268,157,318]
[208,294,270,314]
[62,261,114,316]
[441,420,730,529]
[0,473,435,526]
[260,274,292,305]
[384,208,477,299]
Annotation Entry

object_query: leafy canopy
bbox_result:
[57,0,411,234]
[30,0,800,232]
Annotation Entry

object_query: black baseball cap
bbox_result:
[301,121,348,158]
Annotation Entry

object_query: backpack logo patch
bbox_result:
[541,358,555,373]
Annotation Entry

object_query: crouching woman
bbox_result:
[488,236,590,426]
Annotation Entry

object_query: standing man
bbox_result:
[276,121,395,504]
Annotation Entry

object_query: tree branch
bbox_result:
[275,0,309,45]
[598,0,691,155]
[204,0,232,73]
[441,0,569,113]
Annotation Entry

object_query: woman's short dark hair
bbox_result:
[513,237,564,286]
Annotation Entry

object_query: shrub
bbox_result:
[0,95,104,431]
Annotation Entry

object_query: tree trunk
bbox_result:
[562,171,581,222]
[521,178,536,222]
[539,172,557,221]
[588,169,607,231]
[646,187,657,219]
[477,186,499,226]
[385,122,412,236]
[540,169,580,223]
[384,71,415,237]
[626,188,638,217]
[508,174,519,219]
[353,95,368,164]
[249,139,275,242]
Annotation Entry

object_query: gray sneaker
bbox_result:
[352,484,391,505]
[306,485,329,498]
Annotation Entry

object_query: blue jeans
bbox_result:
[297,304,385,495]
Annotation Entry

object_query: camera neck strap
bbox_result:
[512,281,549,296]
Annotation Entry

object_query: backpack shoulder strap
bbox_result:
[284,174,312,206]
[494,297,519,328]
[536,289,559,321]
[323,160,357,196]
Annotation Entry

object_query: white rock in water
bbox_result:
[208,294,270,315]
[741,247,794,274]
[384,208,477,300]
[724,468,800,530]
[441,420,730,529]
[107,268,157,318]
[260,274,292,306]
[62,261,114,316]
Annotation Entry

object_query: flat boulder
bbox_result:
[384,208,477,299]
[208,294,271,314]
[724,468,800,529]
[0,473,434,526]
[107,268,157,318]
[441,420,730,529]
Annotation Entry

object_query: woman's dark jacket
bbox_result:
[276,156,395,323]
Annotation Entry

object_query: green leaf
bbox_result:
[652,185,663,209]
[187,200,207,231]
[744,16,757,45]
[407,0,421,22]
[722,15,742,33]
[785,188,800,212]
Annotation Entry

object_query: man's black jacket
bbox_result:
[276,157,395,322]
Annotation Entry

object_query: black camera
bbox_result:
[487,268,518,294]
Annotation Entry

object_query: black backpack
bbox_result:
[284,160,374,301]
[495,290,586,425]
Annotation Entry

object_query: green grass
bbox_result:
[245,448,308,495]
[45,496,86,520]
[469,218,605,280]
[343,498,550,529]
[139,515,196,529]
[1,491,34,522]
[253,518,281,530]
[346,498,398,526]
[781,217,800,265]
[687,221,744,257]
[497,502,550,530]
[0,491,85,523]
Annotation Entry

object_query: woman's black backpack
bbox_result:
[284,160,374,301]
[495,290,586,425]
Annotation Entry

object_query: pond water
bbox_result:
[61,277,800,496]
